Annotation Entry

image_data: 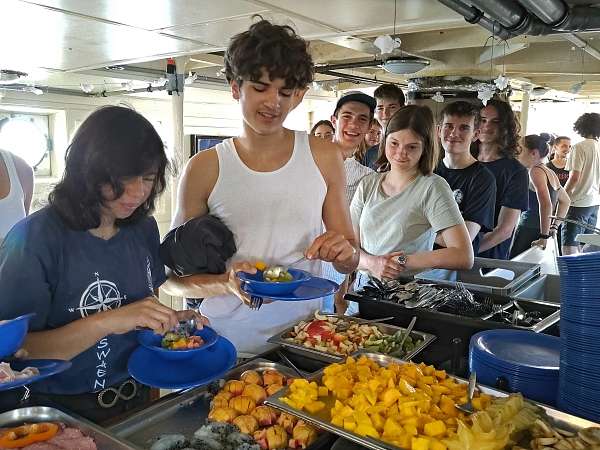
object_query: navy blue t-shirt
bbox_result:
[360,145,379,170]
[478,158,529,260]
[0,207,166,394]
[434,160,497,255]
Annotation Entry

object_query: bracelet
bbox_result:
[550,224,559,230]
[539,233,551,239]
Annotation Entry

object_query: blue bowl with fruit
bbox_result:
[0,313,35,359]
[137,326,218,361]
[237,267,312,296]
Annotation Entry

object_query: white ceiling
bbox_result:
[2,0,600,99]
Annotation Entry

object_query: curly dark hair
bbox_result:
[376,105,439,175]
[573,112,600,139]
[49,106,168,230]
[224,18,314,89]
[474,98,522,159]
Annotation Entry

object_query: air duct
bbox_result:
[439,0,600,36]
[438,0,514,40]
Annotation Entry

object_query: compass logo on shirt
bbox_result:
[74,272,126,318]
[453,189,464,205]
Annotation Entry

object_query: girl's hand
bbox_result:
[100,297,179,335]
[531,238,548,249]
[368,251,406,280]
[175,309,210,328]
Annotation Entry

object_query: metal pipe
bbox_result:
[516,0,567,25]
[554,5,600,33]
[315,60,382,72]
[318,70,387,85]
[438,0,514,40]
[469,0,526,29]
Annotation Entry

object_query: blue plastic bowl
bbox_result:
[0,313,35,359]
[137,326,218,361]
[237,268,312,296]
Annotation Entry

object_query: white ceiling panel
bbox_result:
[163,13,333,47]
[250,0,465,34]
[2,0,210,71]
[19,0,266,31]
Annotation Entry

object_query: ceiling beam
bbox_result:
[479,43,529,64]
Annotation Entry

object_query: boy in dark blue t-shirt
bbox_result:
[435,101,496,255]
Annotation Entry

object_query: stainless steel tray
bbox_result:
[0,406,140,450]
[109,359,328,449]
[265,352,599,450]
[513,274,561,304]
[267,314,436,364]
[482,299,560,332]
[415,257,541,296]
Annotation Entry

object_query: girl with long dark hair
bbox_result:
[0,106,204,422]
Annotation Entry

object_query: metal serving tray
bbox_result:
[482,299,560,332]
[109,359,331,449]
[265,352,599,450]
[0,406,139,450]
[267,314,436,364]
[415,257,541,296]
[513,274,561,304]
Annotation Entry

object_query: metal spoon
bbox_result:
[276,350,309,378]
[177,318,197,336]
[336,316,395,332]
[263,255,308,279]
[456,372,477,414]
[397,316,417,350]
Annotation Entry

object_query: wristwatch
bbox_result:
[539,233,551,239]
[396,255,407,266]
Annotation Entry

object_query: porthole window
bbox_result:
[0,113,51,175]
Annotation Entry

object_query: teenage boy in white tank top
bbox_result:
[163,19,359,357]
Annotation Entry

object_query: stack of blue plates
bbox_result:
[469,329,560,405]
[557,251,600,422]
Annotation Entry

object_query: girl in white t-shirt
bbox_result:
[350,105,473,285]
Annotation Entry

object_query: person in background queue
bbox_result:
[473,98,529,260]
[323,92,375,315]
[562,113,600,255]
[350,105,473,288]
[547,136,571,186]
[510,134,570,257]
[0,145,34,243]
[355,119,381,169]
[359,84,405,169]
[547,135,571,252]
[0,106,205,422]
[162,19,359,357]
[434,101,496,256]
[310,119,334,141]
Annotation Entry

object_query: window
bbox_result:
[0,112,51,176]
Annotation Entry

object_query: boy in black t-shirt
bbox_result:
[474,99,529,260]
[435,101,496,255]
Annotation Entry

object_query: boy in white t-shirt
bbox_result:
[563,113,600,254]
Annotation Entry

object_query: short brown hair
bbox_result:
[376,105,438,175]
[439,101,480,128]
[224,18,314,89]
[373,84,405,106]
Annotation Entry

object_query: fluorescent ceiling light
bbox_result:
[383,57,429,75]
